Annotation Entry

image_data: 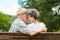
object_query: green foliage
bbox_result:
[18,0,60,32]
[0,12,12,32]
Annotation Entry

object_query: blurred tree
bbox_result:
[18,0,60,32]
[0,12,12,32]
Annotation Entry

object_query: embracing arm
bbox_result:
[28,26,47,36]
[41,26,47,32]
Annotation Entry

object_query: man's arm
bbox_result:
[9,20,20,32]
[9,24,19,32]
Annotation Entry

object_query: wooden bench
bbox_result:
[0,32,60,40]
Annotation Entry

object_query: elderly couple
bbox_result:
[9,9,47,36]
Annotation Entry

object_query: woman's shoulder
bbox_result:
[39,22,46,27]
[27,23,34,26]
[39,22,45,24]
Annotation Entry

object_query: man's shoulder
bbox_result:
[12,18,26,26]
[12,18,22,24]
[13,18,20,23]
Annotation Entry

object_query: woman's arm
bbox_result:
[28,27,47,36]
[42,27,47,32]
[28,30,38,36]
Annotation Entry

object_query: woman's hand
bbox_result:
[28,27,47,36]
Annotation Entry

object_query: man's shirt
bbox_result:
[9,18,28,34]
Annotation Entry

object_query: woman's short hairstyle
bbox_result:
[28,9,40,20]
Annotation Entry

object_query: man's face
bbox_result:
[21,13,27,22]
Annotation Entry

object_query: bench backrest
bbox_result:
[0,32,60,40]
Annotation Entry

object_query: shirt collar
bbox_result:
[17,17,22,21]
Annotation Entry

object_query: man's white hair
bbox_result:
[17,8,27,16]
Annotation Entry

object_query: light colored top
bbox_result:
[9,18,46,35]
[25,22,46,33]
[9,18,28,34]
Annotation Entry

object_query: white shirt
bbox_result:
[25,22,46,33]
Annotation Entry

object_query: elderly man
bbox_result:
[9,9,28,34]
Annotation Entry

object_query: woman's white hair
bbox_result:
[28,9,40,17]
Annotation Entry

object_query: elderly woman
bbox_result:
[25,9,47,36]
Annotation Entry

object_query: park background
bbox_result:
[0,0,60,32]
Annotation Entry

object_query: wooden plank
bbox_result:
[0,32,60,40]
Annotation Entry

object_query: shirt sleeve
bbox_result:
[9,19,22,32]
[23,24,33,34]
[40,22,46,27]
[9,24,19,32]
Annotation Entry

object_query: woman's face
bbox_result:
[27,15,35,23]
